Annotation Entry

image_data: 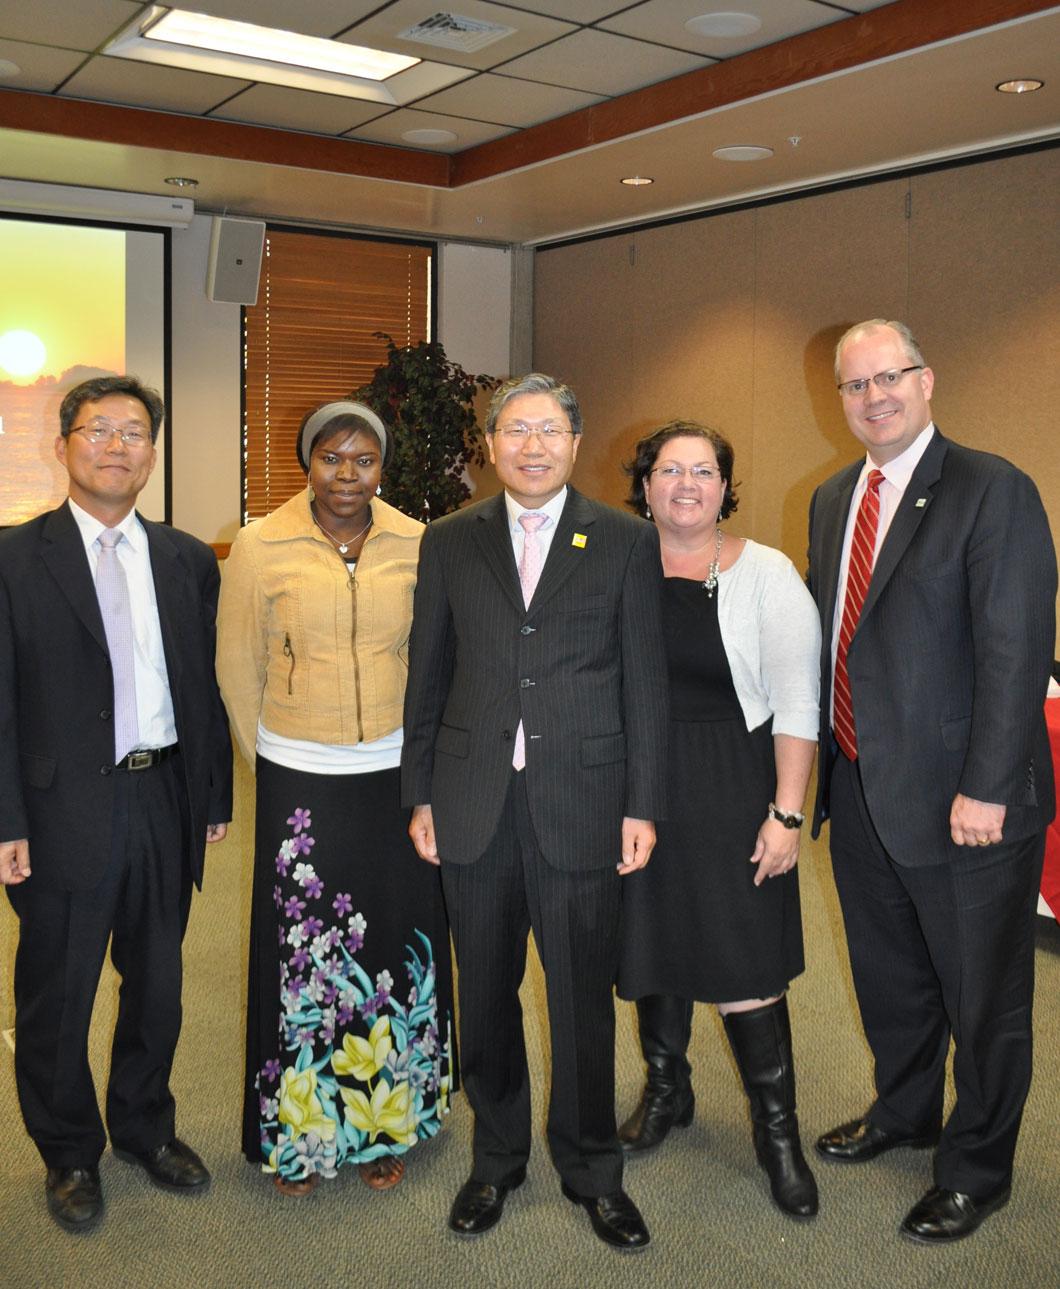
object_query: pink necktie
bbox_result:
[96,528,140,762]
[513,512,548,769]
[833,469,884,760]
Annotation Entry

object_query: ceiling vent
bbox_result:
[398,13,516,54]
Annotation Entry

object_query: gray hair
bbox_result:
[834,319,926,381]
[485,373,583,437]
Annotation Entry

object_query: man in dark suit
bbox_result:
[807,320,1056,1243]
[0,376,232,1232]
[402,373,668,1251]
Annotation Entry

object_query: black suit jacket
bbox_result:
[0,502,233,891]
[807,429,1056,865]
[401,488,669,870]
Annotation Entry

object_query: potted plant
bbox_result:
[352,332,499,522]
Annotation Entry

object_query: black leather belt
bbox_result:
[116,745,178,771]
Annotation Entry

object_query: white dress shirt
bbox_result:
[68,498,178,750]
[503,485,568,568]
[829,422,935,724]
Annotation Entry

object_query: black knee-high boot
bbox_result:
[722,997,818,1219]
[619,994,695,1152]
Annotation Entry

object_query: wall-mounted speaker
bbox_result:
[206,216,265,305]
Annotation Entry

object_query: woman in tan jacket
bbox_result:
[218,401,455,1196]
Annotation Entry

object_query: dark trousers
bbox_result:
[441,771,624,1196]
[828,751,1044,1197]
[8,757,192,1169]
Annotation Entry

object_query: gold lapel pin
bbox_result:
[915,498,927,508]
[571,533,587,548]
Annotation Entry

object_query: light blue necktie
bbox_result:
[96,528,140,761]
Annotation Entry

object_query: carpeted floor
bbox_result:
[2,750,1058,1289]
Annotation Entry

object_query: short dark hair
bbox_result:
[485,373,582,437]
[623,420,740,520]
[59,375,165,442]
[296,408,394,472]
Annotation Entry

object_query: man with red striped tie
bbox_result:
[806,320,1055,1245]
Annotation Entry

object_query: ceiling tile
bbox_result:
[0,40,87,92]
[59,56,251,114]
[498,0,637,19]
[339,0,576,71]
[499,29,712,96]
[208,84,390,135]
[412,71,604,128]
[167,1,384,39]
[601,1,843,58]
[348,107,516,151]
[0,0,140,53]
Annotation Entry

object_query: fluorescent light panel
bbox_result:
[143,8,418,80]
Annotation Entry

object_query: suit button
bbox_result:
[520,625,535,635]
[502,730,512,741]
[100,765,113,776]
[100,709,112,720]
[520,678,533,688]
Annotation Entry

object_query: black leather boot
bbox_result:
[619,995,695,1153]
[723,997,818,1219]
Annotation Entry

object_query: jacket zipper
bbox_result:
[349,568,364,742]
[283,632,295,695]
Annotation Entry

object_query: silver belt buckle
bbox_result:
[126,750,154,771]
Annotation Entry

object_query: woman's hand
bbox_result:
[749,816,800,887]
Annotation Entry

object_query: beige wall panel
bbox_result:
[534,212,756,511]
[752,177,909,561]
[908,150,1060,604]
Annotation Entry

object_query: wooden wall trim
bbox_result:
[0,0,1050,191]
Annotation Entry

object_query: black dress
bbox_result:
[617,578,804,1003]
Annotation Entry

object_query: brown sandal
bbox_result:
[357,1157,406,1191]
[273,1172,319,1197]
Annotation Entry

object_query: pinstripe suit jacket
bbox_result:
[807,429,1056,865]
[401,487,669,870]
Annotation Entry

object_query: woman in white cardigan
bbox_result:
[616,421,822,1220]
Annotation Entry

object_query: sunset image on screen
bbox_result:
[0,219,126,525]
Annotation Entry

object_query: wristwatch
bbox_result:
[768,803,804,829]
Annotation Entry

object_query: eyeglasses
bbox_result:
[649,464,720,481]
[68,420,151,447]
[493,421,573,439]
[837,366,923,397]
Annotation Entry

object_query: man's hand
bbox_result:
[618,817,655,875]
[950,794,1006,847]
[206,823,228,844]
[409,804,440,866]
[0,838,31,885]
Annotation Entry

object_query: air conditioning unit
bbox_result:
[0,179,194,228]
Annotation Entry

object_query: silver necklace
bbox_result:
[312,509,372,555]
[702,527,723,597]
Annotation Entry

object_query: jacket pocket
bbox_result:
[581,732,626,767]
[20,751,56,789]
[435,724,470,759]
[558,593,610,613]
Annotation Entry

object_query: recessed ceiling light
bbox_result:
[0,59,21,79]
[686,12,762,39]
[995,78,1044,93]
[712,145,773,162]
[621,175,655,186]
[402,128,458,145]
[103,6,419,103]
[164,176,199,188]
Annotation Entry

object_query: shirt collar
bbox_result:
[68,497,145,551]
[861,421,935,492]
[504,485,568,534]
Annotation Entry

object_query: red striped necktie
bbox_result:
[832,468,884,760]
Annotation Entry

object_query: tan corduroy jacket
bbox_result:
[216,488,424,764]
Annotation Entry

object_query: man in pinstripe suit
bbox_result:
[402,374,668,1250]
[807,320,1056,1244]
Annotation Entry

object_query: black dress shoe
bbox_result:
[46,1166,102,1232]
[448,1169,526,1236]
[815,1117,939,1163]
[900,1185,1011,1244]
[114,1139,210,1191]
[561,1182,650,1251]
